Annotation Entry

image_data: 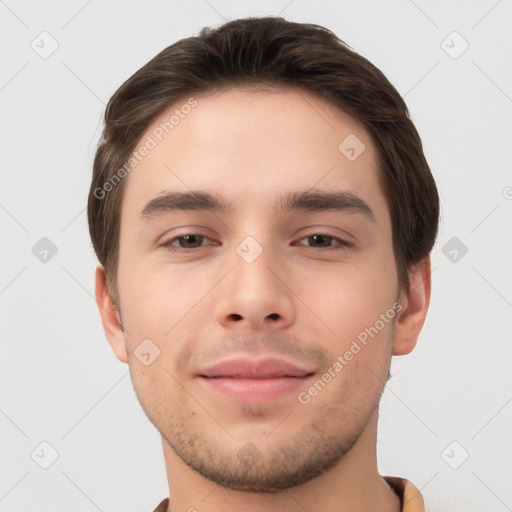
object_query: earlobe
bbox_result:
[392,256,432,356]
[94,264,128,364]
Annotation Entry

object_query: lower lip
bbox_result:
[198,376,313,403]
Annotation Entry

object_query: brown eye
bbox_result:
[295,234,352,250]
[175,234,204,248]
[163,234,212,252]
[308,234,333,247]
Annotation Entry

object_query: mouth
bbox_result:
[196,357,316,403]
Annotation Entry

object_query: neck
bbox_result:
[160,409,401,512]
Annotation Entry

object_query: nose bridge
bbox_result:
[237,237,275,286]
[231,233,281,299]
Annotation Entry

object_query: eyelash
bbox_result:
[162,233,353,253]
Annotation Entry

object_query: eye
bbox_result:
[163,234,214,253]
[294,234,352,250]
[161,233,352,253]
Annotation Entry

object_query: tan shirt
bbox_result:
[151,476,425,511]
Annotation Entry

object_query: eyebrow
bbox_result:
[278,190,375,222]
[140,189,375,223]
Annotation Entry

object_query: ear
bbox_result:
[95,264,128,364]
[392,256,432,356]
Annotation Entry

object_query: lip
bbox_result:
[196,357,315,403]
[197,357,315,379]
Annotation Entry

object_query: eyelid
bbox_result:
[293,234,353,249]
[161,231,353,254]
[162,233,216,252]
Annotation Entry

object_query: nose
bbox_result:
[214,243,295,332]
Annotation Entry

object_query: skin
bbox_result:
[95,87,431,512]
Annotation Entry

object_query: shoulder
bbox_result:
[151,497,169,512]
[383,475,425,512]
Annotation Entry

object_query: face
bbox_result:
[113,88,403,491]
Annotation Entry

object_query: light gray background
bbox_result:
[1,1,511,511]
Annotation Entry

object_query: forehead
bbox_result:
[120,87,388,225]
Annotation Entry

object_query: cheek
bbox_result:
[117,260,214,373]
[295,259,397,342]
[117,255,183,330]
[296,266,398,394]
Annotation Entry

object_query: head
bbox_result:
[89,16,439,492]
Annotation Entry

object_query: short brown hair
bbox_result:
[88,16,439,305]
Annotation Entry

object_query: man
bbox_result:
[88,16,439,512]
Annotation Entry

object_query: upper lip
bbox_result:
[197,357,315,379]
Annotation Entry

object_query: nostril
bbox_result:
[230,314,243,321]
[268,313,279,320]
